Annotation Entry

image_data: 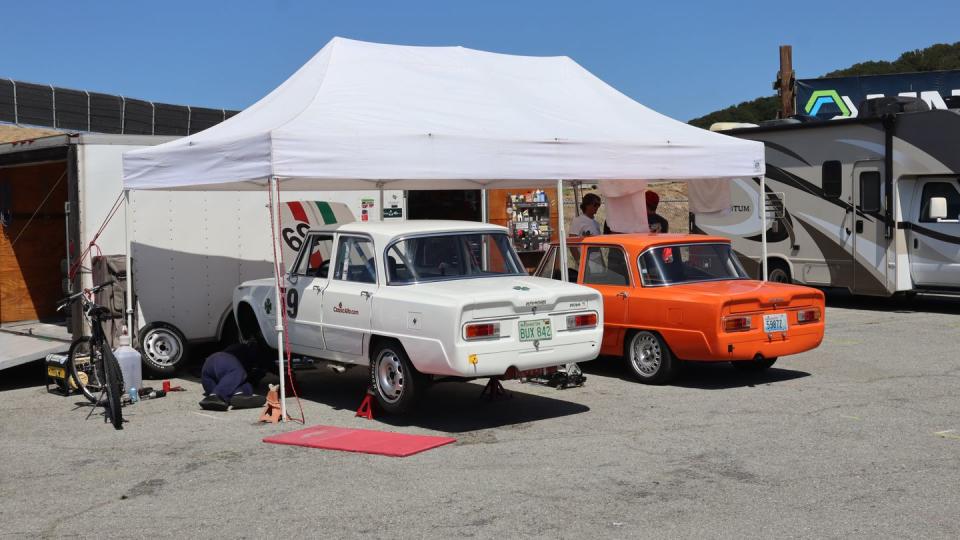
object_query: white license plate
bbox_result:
[763,313,788,333]
[519,319,553,342]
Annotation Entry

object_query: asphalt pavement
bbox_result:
[1,292,958,538]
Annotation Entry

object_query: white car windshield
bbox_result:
[386,233,525,284]
[638,243,748,286]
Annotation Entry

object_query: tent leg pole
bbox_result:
[269,177,287,421]
[557,180,568,282]
[759,176,767,281]
[481,188,487,222]
[378,182,384,220]
[124,190,134,336]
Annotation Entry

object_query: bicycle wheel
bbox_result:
[68,337,106,403]
[102,346,124,430]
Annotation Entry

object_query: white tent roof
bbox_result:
[123,37,764,191]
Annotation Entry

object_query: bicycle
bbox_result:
[59,281,124,430]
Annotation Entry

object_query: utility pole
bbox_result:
[773,45,795,118]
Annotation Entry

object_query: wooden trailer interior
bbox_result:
[0,161,69,324]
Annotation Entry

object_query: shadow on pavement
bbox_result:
[826,289,960,315]
[580,355,809,390]
[0,360,47,392]
[265,366,590,433]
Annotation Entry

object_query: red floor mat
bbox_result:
[263,425,457,457]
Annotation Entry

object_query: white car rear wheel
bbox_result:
[626,331,677,385]
[370,341,423,414]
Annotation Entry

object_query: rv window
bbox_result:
[859,171,882,213]
[822,161,842,199]
[919,182,960,223]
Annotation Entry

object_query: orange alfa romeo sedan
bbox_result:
[535,234,825,384]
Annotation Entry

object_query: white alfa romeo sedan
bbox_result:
[233,220,603,413]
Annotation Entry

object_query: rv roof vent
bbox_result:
[709,122,758,132]
[758,118,801,127]
[859,96,930,118]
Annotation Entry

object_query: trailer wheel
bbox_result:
[625,330,678,385]
[767,260,791,283]
[370,340,424,415]
[139,322,188,376]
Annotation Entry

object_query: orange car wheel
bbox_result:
[625,331,678,385]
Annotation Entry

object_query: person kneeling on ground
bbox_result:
[199,341,268,411]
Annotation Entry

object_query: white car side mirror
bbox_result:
[929,197,948,220]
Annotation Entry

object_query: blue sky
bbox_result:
[3,1,958,121]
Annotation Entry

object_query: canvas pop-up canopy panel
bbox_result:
[123,37,765,417]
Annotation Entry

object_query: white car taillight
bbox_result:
[565,312,598,330]
[464,322,501,340]
[722,315,751,332]
[797,308,821,324]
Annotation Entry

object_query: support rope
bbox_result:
[267,183,305,423]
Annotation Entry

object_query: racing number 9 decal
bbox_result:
[282,222,312,252]
[286,288,299,318]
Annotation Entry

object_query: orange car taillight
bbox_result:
[722,315,751,332]
[797,308,821,324]
[566,313,598,329]
[464,322,501,340]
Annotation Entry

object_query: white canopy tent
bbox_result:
[122,37,766,419]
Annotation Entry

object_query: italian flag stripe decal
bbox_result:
[287,201,308,223]
[315,201,337,224]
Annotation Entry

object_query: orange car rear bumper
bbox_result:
[661,323,824,362]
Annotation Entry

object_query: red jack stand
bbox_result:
[355,388,375,420]
[480,378,512,400]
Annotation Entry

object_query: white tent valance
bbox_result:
[123,37,763,191]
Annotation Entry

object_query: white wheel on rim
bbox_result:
[139,322,188,375]
[375,349,405,404]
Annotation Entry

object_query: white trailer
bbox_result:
[0,132,404,373]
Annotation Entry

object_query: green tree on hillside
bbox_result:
[689,41,960,129]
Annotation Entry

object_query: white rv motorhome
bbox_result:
[696,101,960,297]
[0,132,404,373]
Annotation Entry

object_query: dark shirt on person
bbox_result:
[648,213,669,233]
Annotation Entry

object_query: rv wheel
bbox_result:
[767,261,791,283]
[139,322,188,376]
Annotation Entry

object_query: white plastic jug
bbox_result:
[114,333,143,391]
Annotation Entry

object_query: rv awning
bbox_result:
[123,37,764,191]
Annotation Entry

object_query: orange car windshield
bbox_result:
[638,243,748,286]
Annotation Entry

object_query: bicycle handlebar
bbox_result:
[56,280,116,311]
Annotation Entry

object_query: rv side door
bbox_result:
[851,162,889,294]
[908,178,960,288]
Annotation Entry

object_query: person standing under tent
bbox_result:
[646,190,669,233]
[570,193,602,237]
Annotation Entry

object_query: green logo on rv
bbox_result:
[804,90,851,117]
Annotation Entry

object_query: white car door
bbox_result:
[322,235,376,359]
[909,178,960,288]
[286,233,334,355]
